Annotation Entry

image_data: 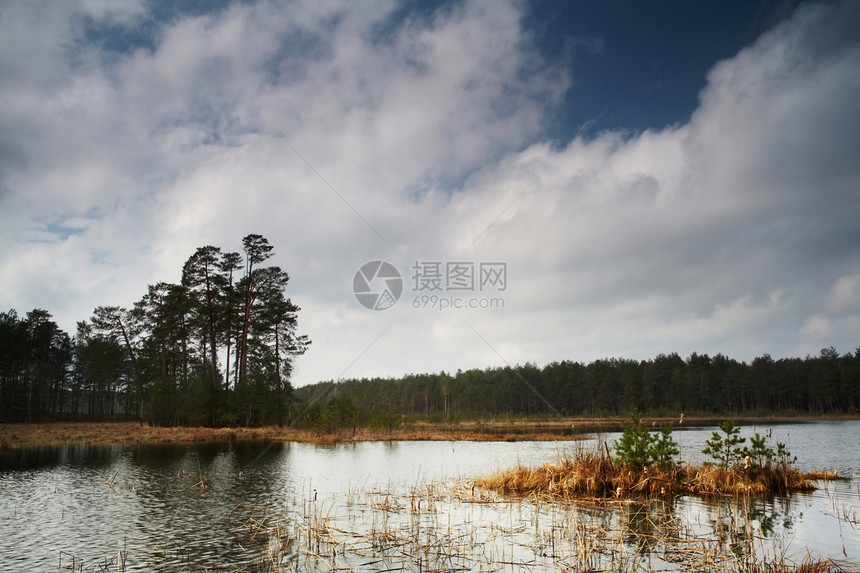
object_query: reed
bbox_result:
[4,415,858,451]
[474,449,826,501]
[0,422,283,450]
[56,476,853,573]
[230,478,850,573]
[0,422,587,450]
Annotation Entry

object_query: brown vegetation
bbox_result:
[0,422,281,450]
[3,415,856,451]
[0,421,586,451]
[474,449,825,501]
[234,478,853,573]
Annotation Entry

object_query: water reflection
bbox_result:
[0,443,124,471]
[622,498,678,554]
[0,422,858,571]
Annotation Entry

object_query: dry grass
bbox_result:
[5,415,857,450]
[0,422,586,451]
[44,451,855,572]
[288,425,583,444]
[0,422,283,450]
[475,450,627,501]
[432,414,860,436]
[230,480,856,573]
[684,463,820,496]
[474,449,825,501]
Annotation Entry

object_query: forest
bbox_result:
[2,230,858,429]
[0,234,309,426]
[293,348,860,432]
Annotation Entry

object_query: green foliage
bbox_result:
[50,234,309,426]
[293,395,364,435]
[613,413,679,471]
[741,433,773,467]
[739,432,797,468]
[293,347,860,424]
[614,412,655,470]
[652,423,680,471]
[701,419,746,467]
[370,408,402,435]
[775,441,797,466]
[5,277,860,426]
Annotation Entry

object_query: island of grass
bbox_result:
[475,416,843,500]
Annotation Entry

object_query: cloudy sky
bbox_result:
[1,0,859,387]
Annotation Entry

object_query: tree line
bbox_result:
[4,239,858,430]
[0,234,309,426]
[294,348,860,431]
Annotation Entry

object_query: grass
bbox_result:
[0,421,587,451]
[4,414,857,450]
[51,475,858,573]
[474,448,831,501]
[0,422,283,450]
[228,479,854,573]
[22,426,854,572]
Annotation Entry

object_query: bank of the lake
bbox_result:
[0,420,585,450]
[4,415,858,450]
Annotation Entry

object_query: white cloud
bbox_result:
[827,273,860,314]
[0,0,858,385]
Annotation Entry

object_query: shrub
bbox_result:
[701,419,746,467]
[741,432,772,467]
[740,432,797,468]
[651,423,680,471]
[613,412,678,471]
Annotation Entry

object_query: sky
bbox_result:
[1,0,859,387]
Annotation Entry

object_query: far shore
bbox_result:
[1,415,857,450]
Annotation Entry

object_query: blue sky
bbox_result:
[1,0,858,387]
[525,0,804,135]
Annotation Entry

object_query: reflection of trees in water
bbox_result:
[705,495,796,560]
[621,498,678,554]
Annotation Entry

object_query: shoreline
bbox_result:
[0,421,582,450]
[1,416,857,450]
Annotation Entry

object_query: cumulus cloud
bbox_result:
[828,273,860,314]
[1,0,858,385]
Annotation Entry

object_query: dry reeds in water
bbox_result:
[474,449,822,501]
[475,450,629,500]
[54,477,855,573]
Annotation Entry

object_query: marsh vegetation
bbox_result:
[476,417,833,501]
[1,422,857,572]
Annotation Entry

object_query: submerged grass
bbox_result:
[55,487,857,573]
[230,480,855,573]
[42,440,855,573]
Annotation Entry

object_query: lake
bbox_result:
[1,420,858,572]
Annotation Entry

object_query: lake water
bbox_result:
[1,421,858,572]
